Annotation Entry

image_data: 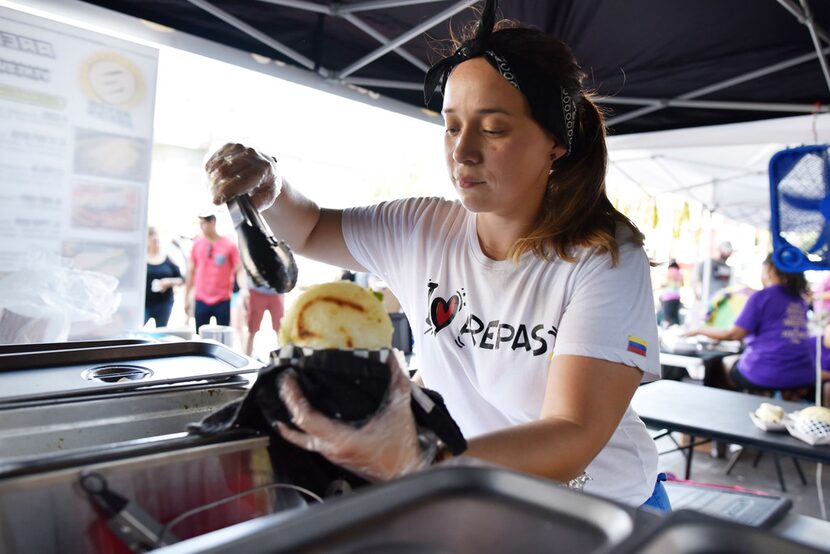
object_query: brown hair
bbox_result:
[447,20,644,265]
[763,254,808,297]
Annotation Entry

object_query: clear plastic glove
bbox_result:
[204,143,282,211]
[275,356,432,482]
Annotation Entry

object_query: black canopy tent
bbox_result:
[75,0,830,135]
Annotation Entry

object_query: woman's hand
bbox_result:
[205,143,282,211]
[275,357,431,482]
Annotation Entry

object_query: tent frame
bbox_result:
[182,0,830,124]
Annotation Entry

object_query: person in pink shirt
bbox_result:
[184,213,242,331]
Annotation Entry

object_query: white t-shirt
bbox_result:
[343,197,660,505]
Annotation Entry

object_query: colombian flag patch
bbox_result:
[627,335,647,357]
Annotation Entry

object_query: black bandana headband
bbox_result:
[423,0,577,155]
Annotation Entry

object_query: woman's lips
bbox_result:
[457,178,484,189]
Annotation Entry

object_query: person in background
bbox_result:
[812,273,830,316]
[230,276,249,351]
[686,254,813,397]
[206,0,666,510]
[185,213,242,330]
[145,226,183,327]
[805,321,830,408]
[694,241,733,303]
[245,285,285,356]
[659,259,683,326]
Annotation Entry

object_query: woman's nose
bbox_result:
[452,130,481,165]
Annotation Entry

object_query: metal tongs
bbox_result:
[228,194,298,293]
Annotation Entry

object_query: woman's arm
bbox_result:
[159,277,184,291]
[206,143,365,271]
[686,325,748,342]
[277,353,643,483]
[263,182,365,271]
[462,355,642,481]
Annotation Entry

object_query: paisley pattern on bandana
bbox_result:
[561,86,575,151]
[484,50,520,91]
[422,0,577,155]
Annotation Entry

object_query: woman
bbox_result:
[687,255,813,394]
[206,0,665,509]
[145,226,183,327]
[659,260,683,326]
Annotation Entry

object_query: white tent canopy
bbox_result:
[606,113,830,228]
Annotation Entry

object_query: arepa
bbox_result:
[280,281,393,349]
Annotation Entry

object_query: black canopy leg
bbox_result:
[792,457,807,485]
[725,446,744,475]
[753,450,764,468]
[773,455,787,492]
[685,435,695,480]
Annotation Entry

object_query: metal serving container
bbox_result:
[614,511,826,554]
[0,386,247,460]
[0,431,306,554]
[155,466,652,554]
[0,341,260,461]
[155,466,829,554]
[0,341,261,403]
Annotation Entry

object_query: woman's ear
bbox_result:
[550,140,567,162]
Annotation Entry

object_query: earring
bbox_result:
[549,153,557,175]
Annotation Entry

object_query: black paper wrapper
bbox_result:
[190,345,467,499]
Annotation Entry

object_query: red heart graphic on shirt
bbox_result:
[431,294,460,333]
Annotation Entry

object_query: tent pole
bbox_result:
[607,45,830,127]
[185,0,317,70]
[342,13,429,72]
[345,77,424,90]
[336,0,476,78]
[778,0,830,44]
[597,96,829,114]
[338,0,450,14]
[798,0,830,94]
[699,184,718,327]
[255,0,330,14]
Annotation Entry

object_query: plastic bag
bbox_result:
[0,251,121,344]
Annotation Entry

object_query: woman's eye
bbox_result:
[445,127,459,136]
[483,129,504,135]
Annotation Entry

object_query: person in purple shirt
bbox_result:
[687,254,813,395]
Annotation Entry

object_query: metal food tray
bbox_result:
[0,430,300,554]
[0,385,248,461]
[156,466,650,554]
[0,338,152,355]
[0,341,261,404]
[613,510,826,553]
[0,428,260,480]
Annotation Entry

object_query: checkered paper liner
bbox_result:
[269,345,431,413]
[268,343,473,460]
[271,344,392,366]
[783,411,830,446]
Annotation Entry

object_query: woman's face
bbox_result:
[442,58,564,221]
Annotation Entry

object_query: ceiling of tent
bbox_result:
[606,113,830,227]
[75,0,830,136]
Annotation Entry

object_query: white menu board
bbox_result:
[0,6,157,337]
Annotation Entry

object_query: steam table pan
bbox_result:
[157,465,654,554]
[613,510,827,553]
[0,340,261,404]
